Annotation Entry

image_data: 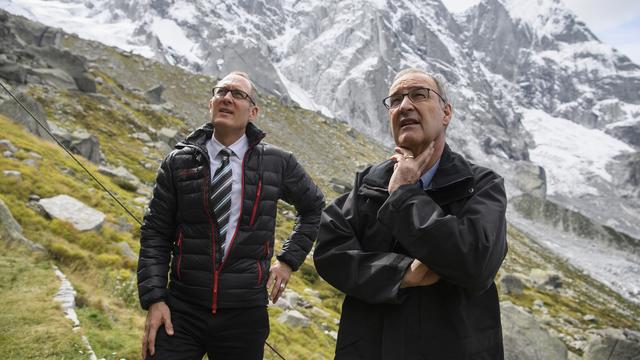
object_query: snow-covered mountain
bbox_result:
[2,0,639,300]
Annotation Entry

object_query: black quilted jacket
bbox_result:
[137,122,325,313]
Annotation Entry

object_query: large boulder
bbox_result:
[157,127,179,148]
[583,328,640,360]
[501,301,568,360]
[499,273,525,295]
[277,309,310,328]
[0,93,53,140]
[38,194,105,231]
[0,198,47,252]
[28,68,77,90]
[70,130,102,164]
[0,63,28,83]
[144,85,165,104]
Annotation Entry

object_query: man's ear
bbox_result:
[442,103,452,127]
[250,105,259,121]
[208,98,214,113]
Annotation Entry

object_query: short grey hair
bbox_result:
[225,71,258,99]
[392,68,450,105]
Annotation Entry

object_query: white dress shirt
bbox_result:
[206,133,249,258]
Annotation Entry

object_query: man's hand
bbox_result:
[400,259,440,288]
[388,142,435,193]
[141,301,173,359]
[267,260,293,304]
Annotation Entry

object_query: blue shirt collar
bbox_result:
[419,159,441,190]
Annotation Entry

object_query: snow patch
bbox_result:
[150,18,202,64]
[519,108,634,196]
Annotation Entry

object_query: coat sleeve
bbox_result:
[313,174,414,304]
[277,152,325,271]
[377,169,507,293]
[137,152,178,310]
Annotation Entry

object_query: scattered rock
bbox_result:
[277,309,310,328]
[583,315,597,322]
[281,289,301,307]
[115,241,137,262]
[329,177,353,194]
[0,139,18,152]
[499,273,525,295]
[158,127,179,147]
[272,296,293,310]
[28,151,42,159]
[0,198,47,252]
[144,85,165,104]
[98,165,140,185]
[74,72,97,93]
[3,170,21,178]
[38,194,105,231]
[346,127,357,138]
[132,132,152,142]
[28,194,40,202]
[2,150,13,158]
[501,301,568,360]
[304,288,321,299]
[583,328,640,360]
[22,158,38,167]
[29,68,77,90]
[0,62,28,83]
[529,269,563,290]
[95,76,104,85]
[311,307,330,318]
[0,92,53,140]
[153,141,173,155]
[70,130,102,164]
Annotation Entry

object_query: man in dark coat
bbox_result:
[314,68,507,360]
[138,71,325,359]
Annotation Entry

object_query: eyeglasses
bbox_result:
[382,87,446,110]
[212,87,256,106]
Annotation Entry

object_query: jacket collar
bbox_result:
[176,122,266,149]
[362,143,474,192]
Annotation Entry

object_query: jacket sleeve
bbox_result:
[277,152,325,271]
[313,175,414,304]
[377,170,507,293]
[137,152,177,310]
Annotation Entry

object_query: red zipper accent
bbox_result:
[210,143,257,314]
[176,229,183,280]
[212,269,219,314]
[202,164,218,314]
[249,179,262,227]
[256,260,263,285]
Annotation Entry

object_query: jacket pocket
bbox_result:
[249,179,262,227]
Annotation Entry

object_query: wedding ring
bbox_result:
[280,284,285,290]
[404,155,414,159]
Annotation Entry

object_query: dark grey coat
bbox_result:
[314,144,507,360]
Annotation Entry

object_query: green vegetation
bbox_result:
[0,245,84,359]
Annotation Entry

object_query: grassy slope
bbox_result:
[0,31,637,360]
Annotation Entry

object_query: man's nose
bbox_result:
[398,95,414,111]
[221,91,234,102]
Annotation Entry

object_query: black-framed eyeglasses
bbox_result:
[212,87,256,106]
[382,87,446,110]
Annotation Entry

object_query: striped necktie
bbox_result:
[211,148,233,255]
